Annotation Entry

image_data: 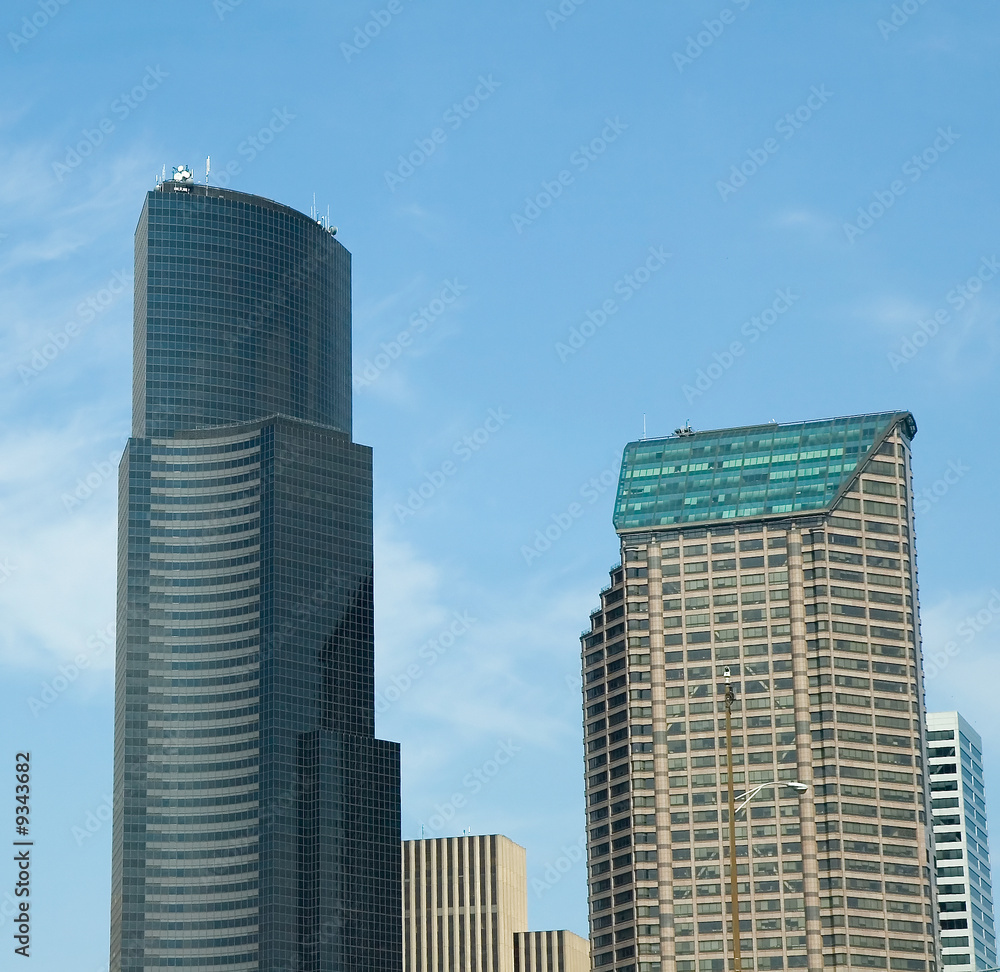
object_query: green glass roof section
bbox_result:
[613,411,916,532]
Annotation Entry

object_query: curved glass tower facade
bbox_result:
[132,183,353,440]
[111,181,401,972]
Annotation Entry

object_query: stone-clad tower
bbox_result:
[581,412,937,972]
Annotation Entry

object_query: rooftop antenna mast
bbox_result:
[642,414,647,439]
[311,193,317,221]
[205,156,211,185]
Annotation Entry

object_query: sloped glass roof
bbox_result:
[613,411,915,531]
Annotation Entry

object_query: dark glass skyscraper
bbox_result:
[110,177,401,971]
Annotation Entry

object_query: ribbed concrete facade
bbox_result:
[926,712,997,972]
[514,930,591,972]
[403,835,529,972]
[581,414,938,972]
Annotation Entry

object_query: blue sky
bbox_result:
[3,1,1000,968]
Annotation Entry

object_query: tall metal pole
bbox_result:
[724,667,742,972]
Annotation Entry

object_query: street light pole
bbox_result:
[724,666,742,972]
[724,667,810,972]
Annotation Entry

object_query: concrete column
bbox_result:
[645,541,678,967]
[787,527,824,972]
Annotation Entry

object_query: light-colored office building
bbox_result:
[514,930,591,972]
[926,712,997,971]
[580,412,938,972]
[403,834,590,972]
[403,834,528,972]
[403,834,537,972]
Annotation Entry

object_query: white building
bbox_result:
[926,712,997,971]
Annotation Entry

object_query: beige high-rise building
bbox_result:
[580,412,938,972]
[403,834,528,972]
[402,834,590,972]
[515,930,591,972]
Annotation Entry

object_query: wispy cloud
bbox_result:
[937,297,1000,380]
[1,226,92,269]
[770,207,839,236]
[921,589,1000,718]
[374,519,592,787]
[856,294,931,331]
[0,410,125,673]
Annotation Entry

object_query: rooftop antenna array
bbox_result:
[205,156,211,185]
[673,422,694,437]
[313,199,338,236]
[308,192,337,235]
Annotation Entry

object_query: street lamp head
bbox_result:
[735,780,810,817]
